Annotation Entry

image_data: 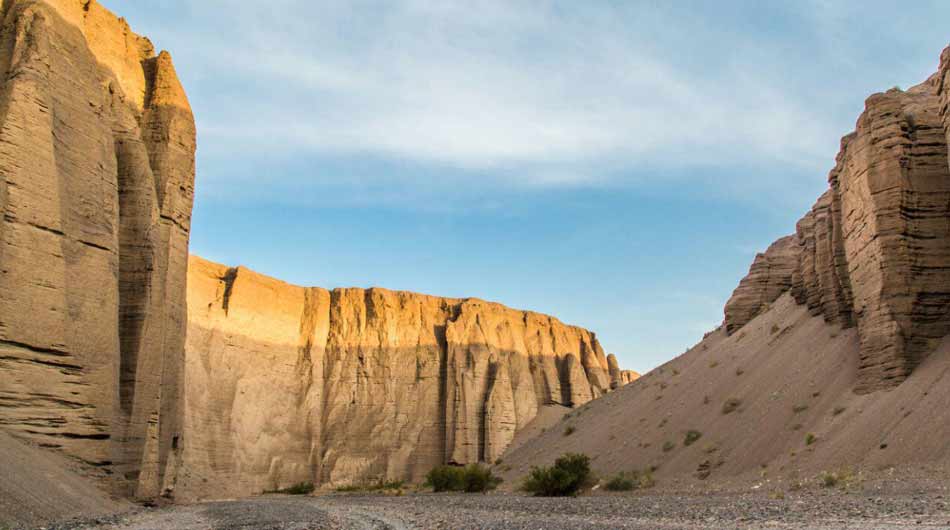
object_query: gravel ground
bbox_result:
[47,490,950,530]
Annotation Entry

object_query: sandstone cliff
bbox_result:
[724,46,950,394]
[0,0,194,498]
[179,256,626,499]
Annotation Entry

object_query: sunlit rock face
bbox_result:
[0,0,195,498]
[726,47,950,394]
[179,256,627,500]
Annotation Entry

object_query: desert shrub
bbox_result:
[721,398,741,414]
[268,482,314,495]
[334,479,403,493]
[833,406,846,416]
[683,430,702,446]
[662,441,676,452]
[805,433,817,446]
[425,465,466,492]
[564,425,576,436]
[370,479,404,491]
[425,464,500,493]
[819,468,858,490]
[522,453,592,497]
[820,470,840,488]
[462,464,502,493]
[735,368,745,376]
[770,324,780,334]
[638,469,656,488]
[793,404,809,413]
[604,473,635,491]
[603,469,656,491]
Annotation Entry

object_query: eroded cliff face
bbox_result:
[0,0,194,498]
[723,236,799,335]
[725,46,950,394]
[180,256,626,499]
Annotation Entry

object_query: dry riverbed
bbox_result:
[42,489,950,530]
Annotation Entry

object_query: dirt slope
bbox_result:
[0,431,130,529]
[498,293,950,489]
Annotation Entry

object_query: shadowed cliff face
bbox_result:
[0,0,194,499]
[724,46,950,394]
[179,256,630,500]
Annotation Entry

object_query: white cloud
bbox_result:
[168,2,845,178]
[108,0,949,201]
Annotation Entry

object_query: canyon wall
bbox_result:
[178,256,625,499]
[725,47,950,394]
[0,0,194,498]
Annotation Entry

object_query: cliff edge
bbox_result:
[178,255,632,499]
[0,0,195,499]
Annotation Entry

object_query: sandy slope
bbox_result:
[498,293,950,489]
[0,431,129,529]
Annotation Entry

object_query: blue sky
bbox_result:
[103,1,950,373]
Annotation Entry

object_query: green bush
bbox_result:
[522,453,592,497]
[425,465,466,492]
[462,463,502,493]
[425,464,500,493]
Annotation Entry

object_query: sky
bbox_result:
[103,1,950,373]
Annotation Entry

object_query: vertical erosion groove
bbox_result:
[114,137,152,416]
[296,287,319,483]
[220,267,237,314]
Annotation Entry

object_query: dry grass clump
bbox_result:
[683,430,702,447]
[603,469,655,491]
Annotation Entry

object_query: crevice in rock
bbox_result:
[220,267,237,315]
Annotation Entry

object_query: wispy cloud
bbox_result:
[109,0,950,204]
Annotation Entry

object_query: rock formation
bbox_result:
[178,256,627,499]
[607,353,639,389]
[723,236,799,334]
[725,46,950,394]
[0,0,194,498]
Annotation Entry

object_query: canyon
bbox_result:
[178,256,634,500]
[0,0,636,511]
[3,0,950,528]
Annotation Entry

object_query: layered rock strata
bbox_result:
[725,47,950,394]
[723,236,799,334]
[0,0,194,498]
[180,256,624,499]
